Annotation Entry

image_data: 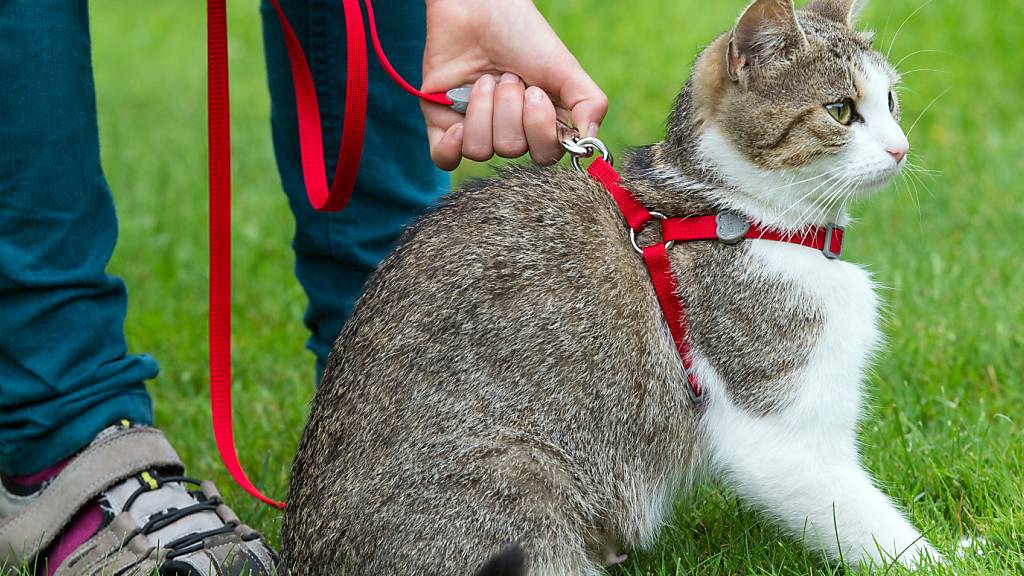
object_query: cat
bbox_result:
[281,0,941,574]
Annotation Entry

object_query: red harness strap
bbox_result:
[585,158,844,401]
[207,0,451,509]
[661,217,844,256]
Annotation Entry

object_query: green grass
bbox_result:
[86,1,1022,574]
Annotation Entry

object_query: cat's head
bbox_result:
[669,0,908,229]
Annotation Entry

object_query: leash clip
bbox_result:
[564,136,613,173]
[558,121,588,157]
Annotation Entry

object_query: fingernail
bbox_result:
[478,74,495,93]
[451,123,464,142]
[586,123,600,138]
[526,86,544,103]
[499,72,520,85]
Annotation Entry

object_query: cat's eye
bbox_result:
[888,91,896,113]
[825,99,856,125]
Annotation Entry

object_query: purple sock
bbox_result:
[8,458,103,576]
[42,504,103,576]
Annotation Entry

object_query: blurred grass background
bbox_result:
[89,1,1022,573]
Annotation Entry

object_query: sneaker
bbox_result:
[0,422,280,575]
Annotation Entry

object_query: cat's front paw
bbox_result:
[854,538,944,571]
[955,536,987,559]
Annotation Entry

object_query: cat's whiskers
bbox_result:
[904,163,940,176]
[774,177,839,226]
[905,87,950,137]
[905,162,936,201]
[816,178,858,237]
[805,177,852,230]
[887,0,934,59]
[836,192,857,234]
[907,174,923,215]
[893,49,949,69]
[778,163,852,204]
[750,166,849,228]
[761,163,850,195]
[772,163,855,229]
[814,175,857,224]
[899,68,948,78]
[893,85,921,101]
[771,176,842,230]
[789,175,854,233]
[897,169,924,221]
[822,178,859,225]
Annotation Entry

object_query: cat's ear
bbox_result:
[805,0,867,28]
[728,0,809,81]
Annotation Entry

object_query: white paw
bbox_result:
[892,539,944,569]
[955,536,987,559]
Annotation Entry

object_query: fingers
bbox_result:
[492,73,528,158]
[464,73,563,165]
[424,72,584,169]
[462,74,496,162]
[422,96,469,171]
[523,87,564,166]
[569,93,608,138]
[427,122,464,171]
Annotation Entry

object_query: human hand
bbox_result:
[421,0,608,170]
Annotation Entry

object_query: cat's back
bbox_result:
[306,162,689,436]
[326,163,665,406]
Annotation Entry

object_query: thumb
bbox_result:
[550,55,608,138]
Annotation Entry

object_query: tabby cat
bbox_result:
[282,0,943,574]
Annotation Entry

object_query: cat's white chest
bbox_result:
[746,239,881,422]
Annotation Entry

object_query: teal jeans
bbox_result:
[0,0,447,476]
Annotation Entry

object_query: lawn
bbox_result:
[89,0,1021,574]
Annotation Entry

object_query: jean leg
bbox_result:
[0,0,158,475]
[261,0,449,379]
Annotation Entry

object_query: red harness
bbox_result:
[206,0,844,509]
[585,157,844,403]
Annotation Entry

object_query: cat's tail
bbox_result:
[475,544,528,576]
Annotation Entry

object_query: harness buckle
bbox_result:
[822,224,844,260]
[629,212,676,255]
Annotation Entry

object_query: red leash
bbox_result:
[206,0,451,509]
[585,157,844,401]
[265,0,452,212]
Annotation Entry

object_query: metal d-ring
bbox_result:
[565,137,613,173]
[629,212,675,255]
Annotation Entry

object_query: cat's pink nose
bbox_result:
[887,142,909,164]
